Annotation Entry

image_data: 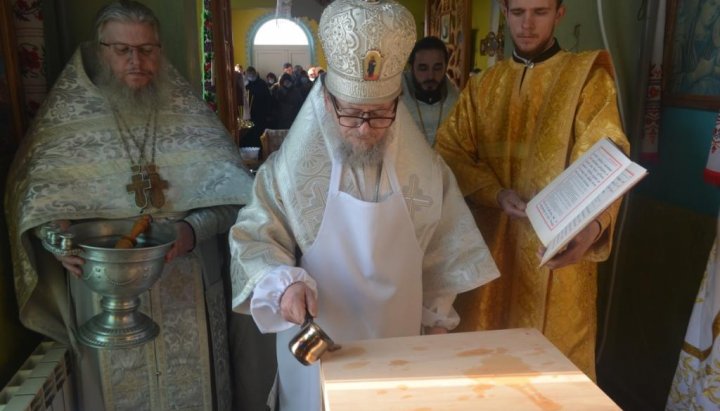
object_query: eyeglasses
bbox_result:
[100,42,161,58]
[329,94,398,129]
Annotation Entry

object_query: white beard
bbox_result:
[315,95,395,168]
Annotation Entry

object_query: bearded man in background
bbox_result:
[401,36,459,146]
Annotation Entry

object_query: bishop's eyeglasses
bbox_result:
[100,42,162,58]
[329,94,398,129]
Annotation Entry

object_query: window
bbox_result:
[254,19,309,46]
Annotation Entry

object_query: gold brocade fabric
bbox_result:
[435,50,630,379]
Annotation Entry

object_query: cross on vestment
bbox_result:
[126,165,170,209]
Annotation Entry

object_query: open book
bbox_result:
[527,138,647,266]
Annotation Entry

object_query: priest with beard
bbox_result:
[228,1,499,410]
[5,1,254,410]
[401,36,459,146]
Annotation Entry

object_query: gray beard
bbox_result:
[334,131,393,168]
[94,59,168,115]
[319,104,394,168]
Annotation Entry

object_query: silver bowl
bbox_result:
[66,220,175,349]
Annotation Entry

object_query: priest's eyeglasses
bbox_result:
[329,94,398,129]
[100,42,162,57]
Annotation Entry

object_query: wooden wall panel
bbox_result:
[425,0,471,89]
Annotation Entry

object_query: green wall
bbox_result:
[471,0,493,70]
[553,0,643,130]
[399,0,426,40]
[640,108,720,214]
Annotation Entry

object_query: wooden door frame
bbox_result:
[1,0,27,147]
[425,0,472,89]
[210,0,238,140]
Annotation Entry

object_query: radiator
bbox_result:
[0,341,74,411]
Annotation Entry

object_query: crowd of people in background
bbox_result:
[234,62,324,145]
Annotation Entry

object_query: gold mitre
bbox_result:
[319,0,416,104]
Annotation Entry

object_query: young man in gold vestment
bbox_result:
[435,0,630,379]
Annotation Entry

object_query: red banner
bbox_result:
[704,111,720,186]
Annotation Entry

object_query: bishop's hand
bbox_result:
[280,282,318,325]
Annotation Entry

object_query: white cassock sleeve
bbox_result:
[250,265,318,333]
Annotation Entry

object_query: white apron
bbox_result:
[276,140,424,411]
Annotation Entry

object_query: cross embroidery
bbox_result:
[403,175,433,219]
[304,182,329,217]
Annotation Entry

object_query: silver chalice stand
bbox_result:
[42,220,176,349]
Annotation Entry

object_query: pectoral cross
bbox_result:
[146,164,169,208]
[126,165,169,209]
[127,166,151,209]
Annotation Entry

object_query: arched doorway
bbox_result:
[248,17,315,79]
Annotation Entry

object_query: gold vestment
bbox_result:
[435,50,630,378]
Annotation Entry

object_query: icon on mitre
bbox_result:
[363,50,383,81]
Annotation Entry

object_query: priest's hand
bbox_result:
[165,221,195,262]
[497,189,527,219]
[47,220,85,278]
[539,220,602,270]
[280,281,318,325]
[58,255,85,278]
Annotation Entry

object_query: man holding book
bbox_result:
[435,0,630,379]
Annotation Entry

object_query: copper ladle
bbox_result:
[288,311,342,366]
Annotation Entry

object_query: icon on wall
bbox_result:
[440,14,450,43]
[663,0,720,110]
[480,31,504,58]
